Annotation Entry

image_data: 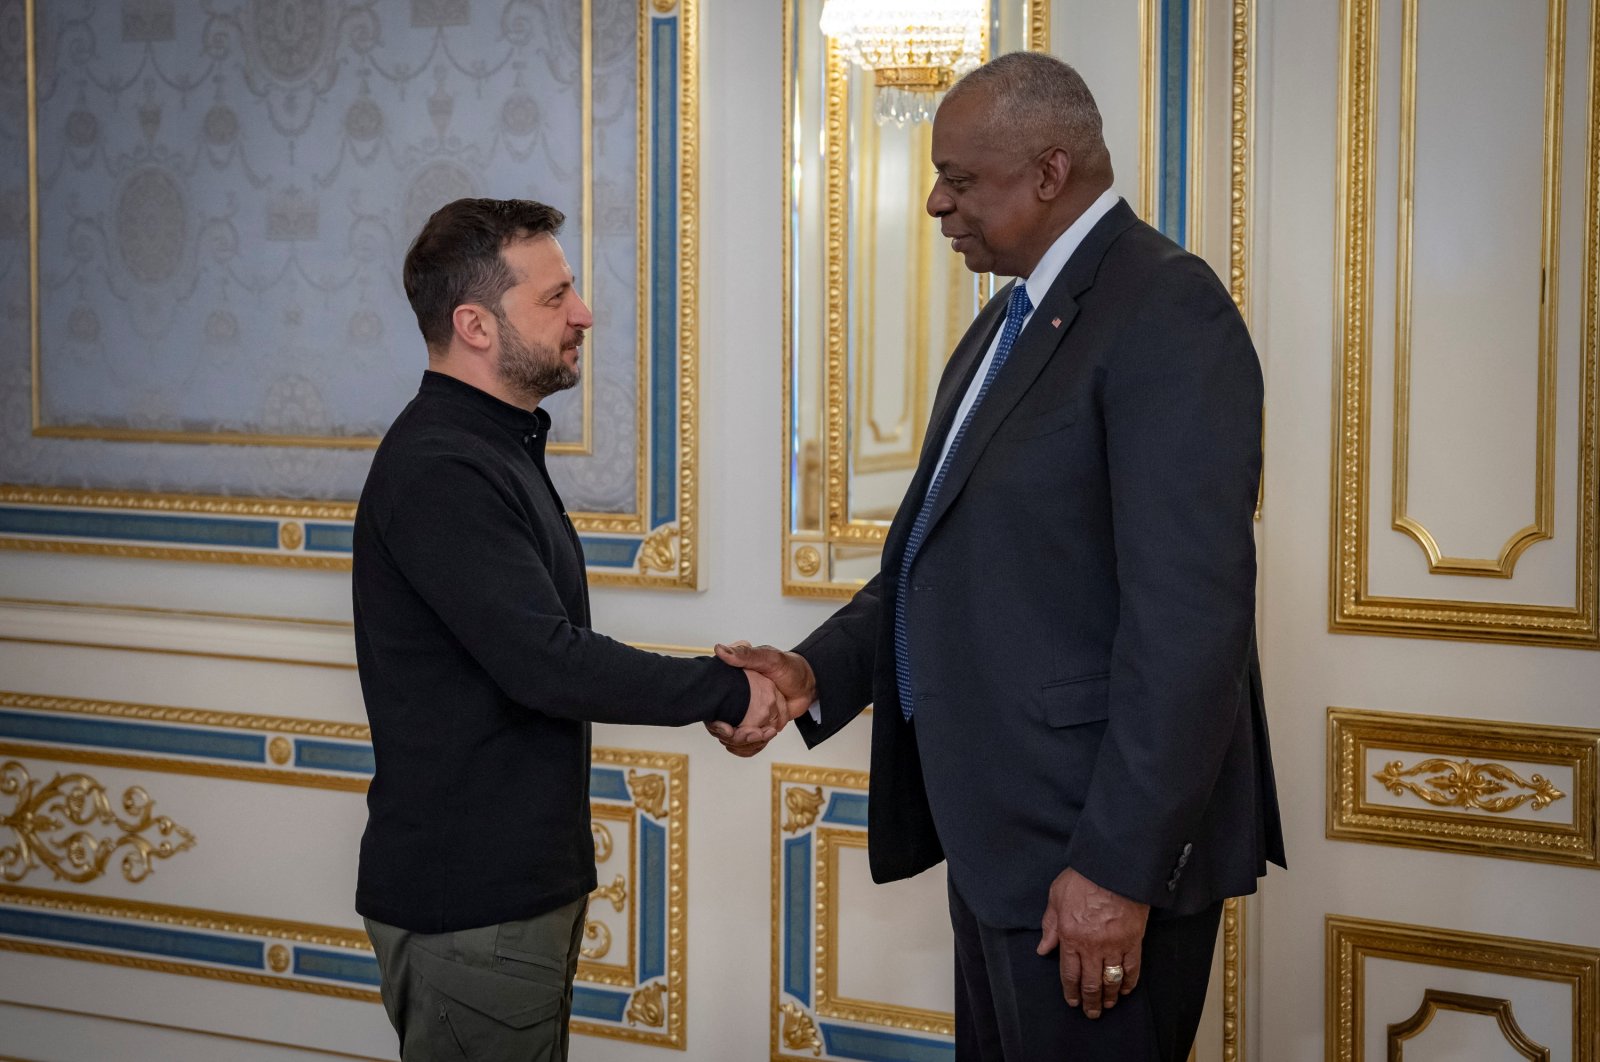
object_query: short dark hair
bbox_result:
[403,198,565,350]
[946,52,1112,185]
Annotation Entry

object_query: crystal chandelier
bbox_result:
[818,0,986,126]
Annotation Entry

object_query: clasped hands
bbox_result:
[712,642,815,756]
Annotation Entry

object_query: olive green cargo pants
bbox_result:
[365,896,587,1061]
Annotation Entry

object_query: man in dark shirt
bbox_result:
[353,198,781,1060]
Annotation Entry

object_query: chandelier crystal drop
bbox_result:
[818,0,986,126]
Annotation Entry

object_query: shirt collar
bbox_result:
[419,370,551,435]
[1021,188,1122,309]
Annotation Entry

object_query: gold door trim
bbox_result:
[1389,0,1562,578]
[1331,0,1600,647]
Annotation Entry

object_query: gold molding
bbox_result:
[0,691,370,741]
[1327,916,1600,1062]
[0,486,354,520]
[1328,707,1599,868]
[0,998,390,1061]
[1222,894,1245,1061]
[1389,0,1561,578]
[814,827,954,1036]
[1,762,195,885]
[1331,0,1600,647]
[1028,0,1050,51]
[579,799,638,987]
[1188,0,1207,253]
[572,747,687,1049]
[1139,0,1159,222]
[772,763,955,1060]
[1387,988,1550,1061]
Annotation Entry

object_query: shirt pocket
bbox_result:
[1039,673,1111,728]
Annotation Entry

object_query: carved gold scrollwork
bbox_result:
[591,821,613,862]
[267,944,291,973]
[781,1001,823,1055]
[783,785,825,833]
[627,769,668,818]
[580,920,611,960]
[0,761,195,884]
[637,525,677,574]
[626,981,666,1027]
[591,875,627,912]
[1374,758,1567,813]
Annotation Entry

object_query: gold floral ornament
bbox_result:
[591,875,627,912]
[580,920,611,960]
[626,982,666,1027]
[0,761,196,884]
[591,821,613,862]
[627,769,668,819]
[638,525,677,574]
[783,785,825,833]
[1374,758,1566,813]
[781,1001,823,1054]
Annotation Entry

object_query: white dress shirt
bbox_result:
[927,188,1121,493]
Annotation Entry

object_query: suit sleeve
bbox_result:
[791,572,885,746]
[378,454,749,728]
[1062,267,1263,908]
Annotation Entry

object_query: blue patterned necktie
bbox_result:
[894,282,1033,721]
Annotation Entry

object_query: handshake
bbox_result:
[712,643,818,757]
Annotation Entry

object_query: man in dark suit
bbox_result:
[714,53,1284,1060]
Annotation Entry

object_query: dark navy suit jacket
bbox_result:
[794,200,1286,929]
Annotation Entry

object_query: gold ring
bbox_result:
[1102,964,1125,984]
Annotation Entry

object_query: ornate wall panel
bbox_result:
[0,690,683,1048]
[1328,707,1599,868]
[770,764,955,1061]
[1327,916,1600,1061]
[0,0,704,587]
[1332,0,1600,646]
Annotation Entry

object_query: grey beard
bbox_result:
[496,317,579,401]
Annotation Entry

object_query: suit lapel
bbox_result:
[882,290,1008,566]
[916,201,1140,544]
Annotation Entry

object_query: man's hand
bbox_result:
[717,670,784,758]
[705,642,817,756]
[1035,868,1150,1019]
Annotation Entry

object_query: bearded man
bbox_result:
[352,198,782,1060]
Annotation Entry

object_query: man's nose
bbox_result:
[572,294,594,329]
[926,183,951,218]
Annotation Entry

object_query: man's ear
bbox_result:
[1037,146,1073,202]
[451,303,495,353]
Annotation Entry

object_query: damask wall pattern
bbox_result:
[3,0,643,512]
